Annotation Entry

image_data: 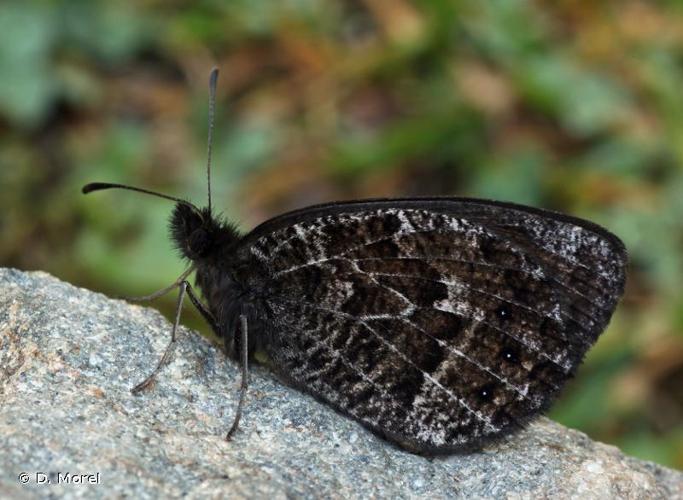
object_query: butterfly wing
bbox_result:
[239,199,627,453]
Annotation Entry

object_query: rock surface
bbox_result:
[0,268,681,499]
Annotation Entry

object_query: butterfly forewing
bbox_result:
[241,200,626,453]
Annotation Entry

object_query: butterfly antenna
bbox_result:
[206,67,219,214]
[82,182,200,212]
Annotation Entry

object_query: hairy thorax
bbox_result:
[194,259,270,362]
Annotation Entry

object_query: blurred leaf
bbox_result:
[330,110,483,176]
[61,2,153,63]
[517,56,631,136]
[469,148,544,205]
[620,429,683,470]
[0,2,57,127]
[550,343,632,432]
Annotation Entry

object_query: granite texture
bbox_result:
[0,268,681,499]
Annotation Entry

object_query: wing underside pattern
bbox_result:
[245,205,626,452]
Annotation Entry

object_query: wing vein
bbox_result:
[398,316,555,396]
[353,256,607,308]
[273,291,573,372]
[269,228,611,300]
[275,299,498,431]
[285,327,413,424]
[347,270,598,342]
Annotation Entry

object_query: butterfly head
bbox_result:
[169,203,221,261]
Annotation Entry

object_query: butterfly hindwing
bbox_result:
[240,200,627,453]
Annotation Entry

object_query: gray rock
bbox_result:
[0,268,681,499]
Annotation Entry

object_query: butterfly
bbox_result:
[83,68,627,454]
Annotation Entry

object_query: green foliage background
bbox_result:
[1,0,681,468]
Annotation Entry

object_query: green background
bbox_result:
[1,0,681,468]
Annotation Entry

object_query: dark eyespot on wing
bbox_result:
[243,204,626,452]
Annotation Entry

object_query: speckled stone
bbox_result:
[0,268,681,499]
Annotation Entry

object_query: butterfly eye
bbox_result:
[188,228,211,257]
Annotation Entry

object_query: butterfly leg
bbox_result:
[182,283,250,439]
[182,280,219,333]
[131,280,187,394]
[226,313,249,440]
[121,266,194,302]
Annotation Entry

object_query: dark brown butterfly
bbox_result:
[83,69,627,454]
